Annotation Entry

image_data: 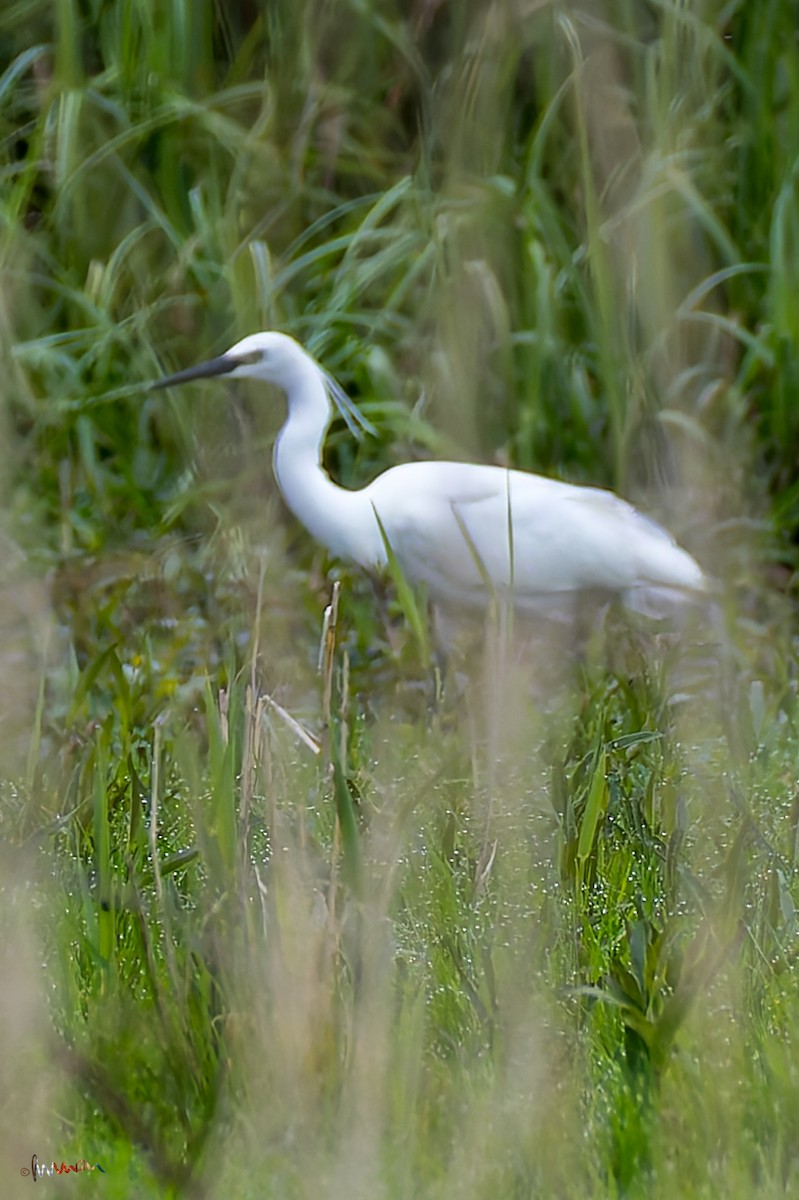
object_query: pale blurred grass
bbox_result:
[0,373,56,1194]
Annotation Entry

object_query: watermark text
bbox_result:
[19,1154,106,1181]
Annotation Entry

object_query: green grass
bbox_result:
[2,2,799,1197]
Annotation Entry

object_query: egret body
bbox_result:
[153,332,703,621]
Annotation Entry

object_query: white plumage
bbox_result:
[154,331,704,621]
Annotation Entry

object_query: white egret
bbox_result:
[152,332,704,622]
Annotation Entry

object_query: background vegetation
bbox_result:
[2,1,799,1196]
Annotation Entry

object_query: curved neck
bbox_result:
[272,363,381,565]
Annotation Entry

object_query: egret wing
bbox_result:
[367,461,700,613]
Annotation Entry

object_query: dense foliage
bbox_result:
[2,2,799,1197]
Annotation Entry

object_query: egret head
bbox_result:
[152,331,312,393]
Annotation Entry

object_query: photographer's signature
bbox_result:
[20,1154,106,1181]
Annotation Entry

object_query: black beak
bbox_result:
[150,353,240,391]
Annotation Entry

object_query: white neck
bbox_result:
[272,360,382,566]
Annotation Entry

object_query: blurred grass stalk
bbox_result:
[0,440,56,1182]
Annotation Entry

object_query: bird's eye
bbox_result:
[238,350,264,365]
